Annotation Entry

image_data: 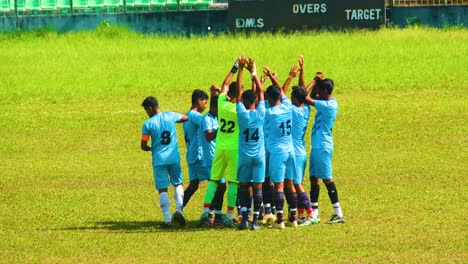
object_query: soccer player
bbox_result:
[140,96,188,227]
[200,87,227,226]
[282,56,321,226]
[263,66,298,229]
[200,58,241,227]
[307,78,345,224]
[182,89,210,207]
[235,57,266,231]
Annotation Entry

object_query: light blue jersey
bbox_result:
[141,112,182,167]
[183,110,204,164]
[201,112,218,167]
[265,96,294,154]
[263,100,271,154]
[236,101,266,158]
[292,104,310,157]
[311,99,338,149]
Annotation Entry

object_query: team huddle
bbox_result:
[140,55,345,230]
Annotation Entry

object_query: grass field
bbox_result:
[0,26,467,263]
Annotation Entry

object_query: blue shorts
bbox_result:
[188,161,210,181]
[269,151,295,183]
[153,163,183,190]
[294,155,307,185]
[237,155,266,183]
[309,148,333,179]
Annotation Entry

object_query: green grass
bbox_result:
[0,26,467,263]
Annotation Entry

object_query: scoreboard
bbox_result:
[228,0,386,31]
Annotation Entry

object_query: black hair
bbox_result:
[228,82,238,98]
[241,89,257,107]
[266,85,281,102]
[210,95,219,108]
[191,89,209,105]
[291,86,307,104]
[316,78,334,95]
[141,96,158,109]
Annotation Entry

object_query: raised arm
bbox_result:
[263,66,281,88]
[282,65,300,94]
[305,71,324,94]
[220,58,240,94]
[298,55,305,87]
[247,58,264,102]
[236,56,247,103]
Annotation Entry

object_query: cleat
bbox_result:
[261,213,276,225]
[272,222,285,229]
[250,220,260,231]
[161,222,172,228]
[213,216,224,227]
[285,220,298,228]
[299,215,320,226]
[171,211,187,227]
[327,214,345,224]
[221,214,234,227]
[198,212,210,226]
[238,221,250,230]
[233,215,243,224]
[204,215,214,226]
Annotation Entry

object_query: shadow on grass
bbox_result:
[61,220,233,233]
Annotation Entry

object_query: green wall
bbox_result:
[0,6,466,34]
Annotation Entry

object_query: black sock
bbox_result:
[285,191,297,222]
[325,182,339,204]
[262,179,274,214]
[183,185,198,207]
[274,191,284,223]
[210,189,225,211]
[253,187,263,217]
[310,183,320,209]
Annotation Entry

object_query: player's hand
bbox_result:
[289,65,300,78]
[238,56,247,69]
[263,66,273,77]
[210,84,220,96]
[247,57,256,74]
[260,74,268,84]
[314,71,324,81]
[298,55,304,70]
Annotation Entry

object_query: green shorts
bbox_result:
[210,148,238,183]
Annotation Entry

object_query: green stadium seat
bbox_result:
[125,0,134,5]
[179,0,194,9]
[15,0,26,10]
[73,0,87,8]
[134,0,149,6]
[150,0,164,6]
[56,0,70,13]
[56,0,70,8]
[104,0,120,6]
[165,0,178,10]
[25,0,41,10]
[195,0,210,9]
[0,0,10,12]
[41,0,57,9]
[88,0,103,7]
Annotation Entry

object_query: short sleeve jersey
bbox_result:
[265,96,294,154]
[311,99,338,149]
[263,100,271,153]
[236,100,266,158]
[292,104,310,157]
[201,112,218,167]
[183,110,204,164]
[141,112,182,167]
[216,93,239,150]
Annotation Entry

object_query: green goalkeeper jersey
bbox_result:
[216,93,239,150]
